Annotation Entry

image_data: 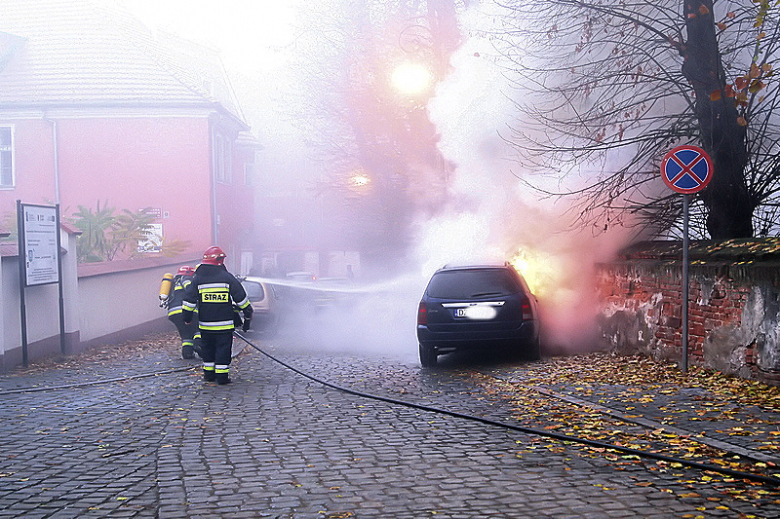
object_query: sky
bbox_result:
[112,0,299,75]
[109,0,303,136]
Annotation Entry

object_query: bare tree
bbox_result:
[490,0,780,239]
[281,0,463,266]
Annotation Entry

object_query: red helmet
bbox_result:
[202,246,226,265]
[177,265,195,276]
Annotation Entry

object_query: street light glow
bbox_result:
[391,62,433,95]
[351,173,371,187]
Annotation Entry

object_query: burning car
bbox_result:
[416,262,541,367]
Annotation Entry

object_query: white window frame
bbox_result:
[0,125,15,189]
[244,151,256,186]
[224,139,233,184]
[215,134,225,183]
[214,134,233,184]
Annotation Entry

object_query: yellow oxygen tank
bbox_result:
[159,273,174,306]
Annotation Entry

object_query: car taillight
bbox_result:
[521,298,533,320]
[417,301,427,325]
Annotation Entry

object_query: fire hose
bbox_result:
[232,331,780,488]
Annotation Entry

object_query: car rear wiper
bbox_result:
[469,291,503,298]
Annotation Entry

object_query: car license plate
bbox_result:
[454,306,496,320]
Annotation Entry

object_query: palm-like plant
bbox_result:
[71,201,115,262]
[108,208,157,260]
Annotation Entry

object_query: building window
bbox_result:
[215,134,225,183]
[0,126,14,188]
[225,140,232,184]
[214,134,233,184]
[244,151,256,186]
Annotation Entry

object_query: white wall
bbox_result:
[1,227,78,366]
[77,266,172,342]
[1,235,200,370]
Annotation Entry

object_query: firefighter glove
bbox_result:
[242,319,251,332]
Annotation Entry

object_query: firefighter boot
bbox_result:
[182,344,195,359]
[203,366,216,382]
[216,371,231,385]
[193,335,203,359]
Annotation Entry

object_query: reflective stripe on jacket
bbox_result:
[182,264,253,331]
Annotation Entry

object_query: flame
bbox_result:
[509,247,562,301]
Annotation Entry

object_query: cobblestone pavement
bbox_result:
[0,331,778,518]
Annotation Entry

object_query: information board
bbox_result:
[20,203,60,286]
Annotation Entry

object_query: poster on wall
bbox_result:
[137,223,163,253]
[19,203,60,286]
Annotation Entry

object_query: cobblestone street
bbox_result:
[0,333,778,518]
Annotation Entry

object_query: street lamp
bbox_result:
[391,62,433,96]
[350,173,371,187]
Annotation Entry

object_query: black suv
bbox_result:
[416,263,541,367]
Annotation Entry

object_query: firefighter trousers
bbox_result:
[168,313,195,346]
[199,331,233,383]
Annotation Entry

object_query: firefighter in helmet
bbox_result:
[165,265,200,359]
[182,246,253,385]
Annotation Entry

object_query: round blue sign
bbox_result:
[661,145,713,194]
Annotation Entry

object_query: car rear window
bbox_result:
[426,269,522,299]
[242,281,265,301]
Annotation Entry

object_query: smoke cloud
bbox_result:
[415,6,635,355]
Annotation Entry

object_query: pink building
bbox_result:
[0,0,258,271]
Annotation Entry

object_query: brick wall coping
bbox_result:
[78,255,201,279]
[617,238,780,262]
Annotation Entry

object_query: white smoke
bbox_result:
[416,4,633,354]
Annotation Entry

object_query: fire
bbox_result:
[509,248,562,301]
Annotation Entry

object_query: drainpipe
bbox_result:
[44,116,60,204]
[42,117,67,355]
[209,116,218,245]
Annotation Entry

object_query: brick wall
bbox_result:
[596,240,780,384]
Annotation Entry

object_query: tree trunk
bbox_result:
[681,0,754,238]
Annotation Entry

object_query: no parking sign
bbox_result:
[661,145,713,194]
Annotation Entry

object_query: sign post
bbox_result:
[16,201,64,366]
[660,145,714,372]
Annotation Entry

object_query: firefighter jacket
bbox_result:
[166,275,192,317]
[182,264,253,332]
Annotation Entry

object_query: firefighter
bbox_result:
[165,265,200,359]
[182,246,253,385]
